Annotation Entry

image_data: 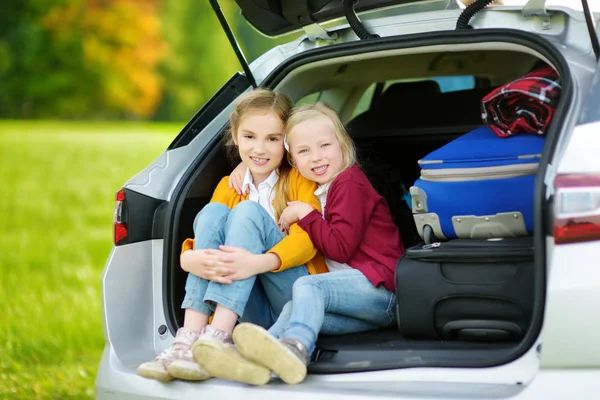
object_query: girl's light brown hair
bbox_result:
[225,88,294,220]
[285,102,357,173]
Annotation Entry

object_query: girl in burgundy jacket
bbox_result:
[204,102,405,386]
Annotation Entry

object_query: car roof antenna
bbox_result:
[342,0,380,40]
[209,0,257,88]
[456,0,497,30]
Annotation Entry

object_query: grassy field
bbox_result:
[0,120,180,399]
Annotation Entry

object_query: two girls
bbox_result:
[195,103,405,385]
[137,89,327,382]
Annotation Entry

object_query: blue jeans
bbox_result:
[181,201,310,329]
[268,269,397,355]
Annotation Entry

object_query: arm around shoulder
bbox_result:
[268,169,320,272]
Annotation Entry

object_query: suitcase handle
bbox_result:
[442,320,523,341]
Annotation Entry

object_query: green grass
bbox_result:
[0,120,180,399]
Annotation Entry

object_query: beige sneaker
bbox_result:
[137,327,200,381]
[232,323,308,385]
[192,325,271,386]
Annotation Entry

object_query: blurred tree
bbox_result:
[153,1,239,121]
[0,0,166,119]
[43,0,166,118]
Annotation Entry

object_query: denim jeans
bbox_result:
[181,201,310,329]
[268,269,397,355]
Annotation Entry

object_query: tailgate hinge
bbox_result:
[522,0,552,30]
[303,23,338,43]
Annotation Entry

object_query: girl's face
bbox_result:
[234,110,285,185]
[288,115,344,186]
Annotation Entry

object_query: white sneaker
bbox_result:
[137,327,201,381]
[167,346,212,381]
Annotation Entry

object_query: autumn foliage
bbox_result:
[43,0,165,118]
[0,0,240,120]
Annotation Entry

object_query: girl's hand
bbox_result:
[180,249,233,280]
[206,245,281,283]
[278,201,315,233]
[228,162,247,195]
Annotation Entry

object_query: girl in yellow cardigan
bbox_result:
[137,89,326,382]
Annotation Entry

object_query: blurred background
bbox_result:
[0,0,596,398]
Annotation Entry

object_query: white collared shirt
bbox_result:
[242,168,279,221]
[314,183,352,273]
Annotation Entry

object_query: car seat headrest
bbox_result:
[376,80,441,109]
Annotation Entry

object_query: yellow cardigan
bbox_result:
[180,168,328,275]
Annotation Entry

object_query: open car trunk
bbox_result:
[163,29,571,374]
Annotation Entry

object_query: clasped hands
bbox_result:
[181,246,258,284]
[181,244,283,284]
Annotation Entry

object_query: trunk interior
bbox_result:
[166,39,561,373]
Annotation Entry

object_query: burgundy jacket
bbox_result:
[298,165,405,291]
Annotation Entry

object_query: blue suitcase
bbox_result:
[409,126,546,241]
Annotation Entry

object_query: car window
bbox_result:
[431,76,476,92]
[351,76,476,118]
[352,84,377,118]
[296,92,321,106]
[383,76,476,93]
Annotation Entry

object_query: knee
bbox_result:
[231,200,263,218]
[292,275,319,293]
[193,202,230,233]
[280,300,293,315]
[226,201,263,226]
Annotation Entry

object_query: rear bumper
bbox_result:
[96,344,600,400]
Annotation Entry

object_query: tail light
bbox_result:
[553,173,600,244]
[113,189,128,245]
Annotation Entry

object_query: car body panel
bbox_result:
[123,92,250,201]
[96,345,600,399]
[541,62,600,368]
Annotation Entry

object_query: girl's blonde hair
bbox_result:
[225,88,294,220]
[285,102,357,174]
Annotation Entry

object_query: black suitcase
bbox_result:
[395,237,534,342]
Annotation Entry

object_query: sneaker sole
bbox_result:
[233,323,307,385]
[136,366,173,382]
[192,340,271,386]
[166,363,211,382]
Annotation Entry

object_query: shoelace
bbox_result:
[156,331,196,361]
[156,343,188,361]
[200,326,233,344]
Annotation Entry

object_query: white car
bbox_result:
[96,0,600,398]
